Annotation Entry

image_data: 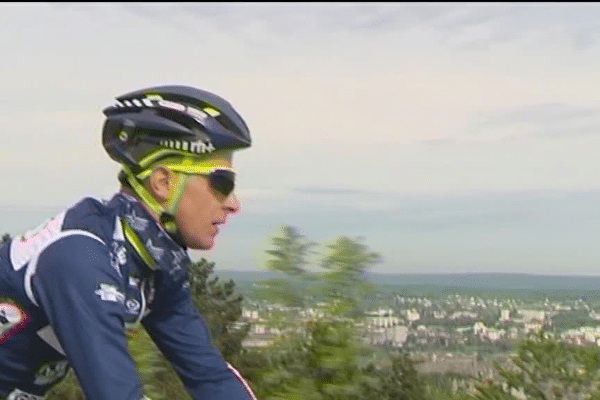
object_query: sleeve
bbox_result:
[30,234,145,400]
[142,284,256,400]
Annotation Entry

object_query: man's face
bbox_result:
[174,153,240,250]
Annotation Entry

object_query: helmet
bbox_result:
[102,85,251,173]
[100,85,252,249]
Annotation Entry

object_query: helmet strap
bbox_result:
[120,164,190,249]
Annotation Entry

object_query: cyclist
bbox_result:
[0,85,258,400]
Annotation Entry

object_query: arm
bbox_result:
[30,233,145,400]
[142,283,256,400]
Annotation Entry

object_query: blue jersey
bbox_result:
[0,191,256,400]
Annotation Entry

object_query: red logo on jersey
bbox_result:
[0,301,29,344]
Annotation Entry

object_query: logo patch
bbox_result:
[0,301,28,344]
[94,284,125,304]
[125,299,140,314]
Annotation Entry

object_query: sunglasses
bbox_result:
[194,168,236,197]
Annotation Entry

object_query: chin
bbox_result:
[186,237,215,250]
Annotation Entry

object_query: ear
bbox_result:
[145,165,174,202]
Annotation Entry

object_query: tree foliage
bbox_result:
[473,331,600,400]
[243,319,428,400]
[316,236,381,317]
[372,350,428,400]
[264,225,316,276]
[255,226,381,317]
[244,225,429,399]
[253,225,317,309]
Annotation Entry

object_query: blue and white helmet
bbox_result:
[102,85,252,174]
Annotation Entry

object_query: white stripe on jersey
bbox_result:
[226,363,257,400]
[24,230,105,306]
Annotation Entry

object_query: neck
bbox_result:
[120,185,162,224]
[119,185,187,250]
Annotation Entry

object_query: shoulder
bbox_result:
[26,232,114,307]
[9,195,119,272]
[34,233,110,274]
[62,195,120,242]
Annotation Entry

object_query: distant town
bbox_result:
[242,292,600,347]
[222,272,600,381]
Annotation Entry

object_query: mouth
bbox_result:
[212,220,226,235]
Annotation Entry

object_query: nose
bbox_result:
[224,192,241,214]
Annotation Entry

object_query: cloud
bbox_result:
[118,4,416,35]
[54,4,600,52]
[430,5,600,51]
[464,102,600,141]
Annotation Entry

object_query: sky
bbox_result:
[1,3,600,275]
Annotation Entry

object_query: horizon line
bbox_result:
[217,269,600,278]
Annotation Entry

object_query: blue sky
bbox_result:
[1,3,600,275]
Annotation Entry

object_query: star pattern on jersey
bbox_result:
[109,242,127,277]
[145,238,165,261]
[125,209,150,232]
[169,250,188,276]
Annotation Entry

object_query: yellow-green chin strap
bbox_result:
[120,163,190,247]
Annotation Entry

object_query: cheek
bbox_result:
[177,181,212,229]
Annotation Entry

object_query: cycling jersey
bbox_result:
[0,190,256,400]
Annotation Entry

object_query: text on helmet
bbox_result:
[159,139,216,154]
